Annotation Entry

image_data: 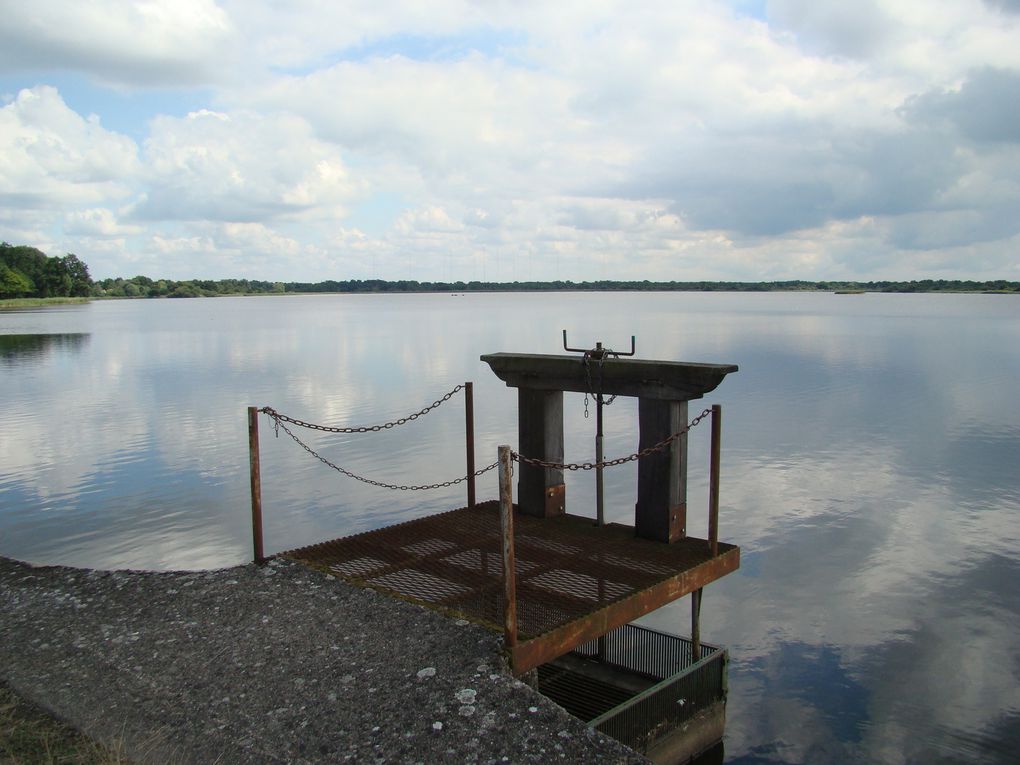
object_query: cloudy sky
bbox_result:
[1,0,1019,283]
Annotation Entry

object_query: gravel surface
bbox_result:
[0,555,648,764]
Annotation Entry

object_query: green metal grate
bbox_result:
[538,623,728,754]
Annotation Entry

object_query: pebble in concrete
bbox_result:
[0,556,648,764]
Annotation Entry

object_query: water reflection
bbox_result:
[0,333,89,364]
[1,292,1018,764]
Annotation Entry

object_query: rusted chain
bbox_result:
[582,348,618,418]
[513,407,712,471]
[259,384,465,434]
[271,416,498,491]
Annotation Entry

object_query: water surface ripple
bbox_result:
[2,292,1018,763]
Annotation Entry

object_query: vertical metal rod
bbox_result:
[248,406,265,565]
[595,394,605,526]
[691,588,703,662]
[498,445,518,652]
[465,381,476,509]
[594,394,605,655]
[708,404,721,557]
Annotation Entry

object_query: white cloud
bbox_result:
[0,1,1019,281]
[394,206,463,234]
[0,0,234,87]
[902,67,1020,144]
[248,55,578,185]
[132,108,359,223]
[219,0,508,70]
[0,86,138,207]
[767,0,897,58]
[63,207,142,237]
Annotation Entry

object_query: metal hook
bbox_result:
[562,330,636,357]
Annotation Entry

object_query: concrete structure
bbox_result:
[481,347,739,764]
[480,352,736,541]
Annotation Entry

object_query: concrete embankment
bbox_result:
[0,556,647,764]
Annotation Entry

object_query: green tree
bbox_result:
[0,263,33,298]
[170,283,201,298]
[0,243,48,292]
[38,257,72,297]
[0,244,96,299]
[62,254,93,296]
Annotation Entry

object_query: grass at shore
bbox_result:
[0,297,91,309]
[0,682,130,764]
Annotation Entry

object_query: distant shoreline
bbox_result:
[0,297,91,309]
[79,277,1020,300]
[3,282,1018,307]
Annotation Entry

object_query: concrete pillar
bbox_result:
[517,388,565,517]
[635,398,687,542]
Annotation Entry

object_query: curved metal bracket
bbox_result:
[562,330,636,358]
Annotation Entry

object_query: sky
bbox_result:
[1,0,1019,283]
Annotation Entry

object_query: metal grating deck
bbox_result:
[282,500,739,673]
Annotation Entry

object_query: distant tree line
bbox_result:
[0,243,93,299]
[3,243,1018,300]
[98,276,1019,296]
[303,278,1020,293]
[93,276,288,298]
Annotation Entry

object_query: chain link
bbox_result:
[260,384,464,434]
[258,384,709,488]
[513,407,712,471]
[582,349,619,418]
[271,417,498,491]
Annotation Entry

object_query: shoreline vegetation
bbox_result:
[3,281,1017,308]
[89,276,1020,298]
[4,279,1020,306]
[0,296,91,308]
[0,681,129,765]
[4,242,1018,303]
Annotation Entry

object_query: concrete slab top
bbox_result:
[0,556,648,765]
[480,353,738,400]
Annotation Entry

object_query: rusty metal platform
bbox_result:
[282,500,739,674]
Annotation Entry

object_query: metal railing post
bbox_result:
[596,394,605,526]
[708,404,721,557]
[498,445,517,653]
[465,381,476,509]
[248,406,266,565]
[691,587,702,661]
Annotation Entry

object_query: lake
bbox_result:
[2,292,1018,763]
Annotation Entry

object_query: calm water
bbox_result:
[2,292,1018,763]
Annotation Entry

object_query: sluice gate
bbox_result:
[251,336,739,763]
